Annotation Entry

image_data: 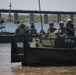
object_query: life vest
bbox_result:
[56,28,67,36]
[48,28,57,33]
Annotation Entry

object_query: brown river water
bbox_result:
[0,43,76,75]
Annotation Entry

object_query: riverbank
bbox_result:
[1,14,76,23]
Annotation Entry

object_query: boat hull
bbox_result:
[11,38,76,66]
[0,34,32,43]
[22,47,76,66]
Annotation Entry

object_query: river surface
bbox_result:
[1,22,76,36]
[0,43,76,75]
[0,23,59,33]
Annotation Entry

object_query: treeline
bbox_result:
[1,14,76,23]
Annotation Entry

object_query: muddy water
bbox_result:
[0,43,76,75]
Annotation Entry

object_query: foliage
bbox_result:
[1,14,76,23]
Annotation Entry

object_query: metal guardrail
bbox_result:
[0,9,76,14]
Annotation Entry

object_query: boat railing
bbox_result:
[39,36,76,48]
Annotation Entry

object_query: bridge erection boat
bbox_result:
[10,0,76,66]
[11,34,76,66]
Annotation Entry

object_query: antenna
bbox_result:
[8,2,12,20]
[38,0,43,30]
